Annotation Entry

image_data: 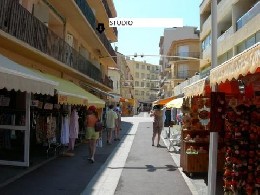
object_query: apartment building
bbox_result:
[126,59,160,105]
[200,0,260,77]
[0,0,117,93]
[159,26,200,98]
[116,52,134,100]
[0,0,117,166]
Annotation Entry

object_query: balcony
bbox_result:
[102,0,113,18]
[173,70,198,79]
[75,0,117,63]
[218,26,233,42]
[0,0,112,89]
[168,52,201,61]
[236,1,260,30]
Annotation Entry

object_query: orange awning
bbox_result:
[153,96,175,105]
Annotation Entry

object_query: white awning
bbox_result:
[0,55,58,95]
[210,42,260,86]
[183,77,207,98]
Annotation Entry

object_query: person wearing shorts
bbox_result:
[85,105,99,163]
[150,105,163,147]
[105,105,118,144]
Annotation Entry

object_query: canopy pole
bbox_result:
[208,1,218,195]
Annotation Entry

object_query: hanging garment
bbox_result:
[69,109,79,139]
[61,116,69,144]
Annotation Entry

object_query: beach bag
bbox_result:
[95,121,103,132]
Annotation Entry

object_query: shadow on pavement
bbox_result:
[107,164,178,172]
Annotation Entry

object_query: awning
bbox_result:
[41,74,105,108]
[210,42,260,86]
[165,98,183,108]
[153,96,175,105]
[183,77,208,98]
[120,98,135,105]
[0,55,57,95]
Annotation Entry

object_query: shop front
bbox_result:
[210,42,260,194]
[0,55,57,167]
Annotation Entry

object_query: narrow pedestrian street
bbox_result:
[0,113,203,195]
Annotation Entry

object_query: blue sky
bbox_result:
[112,0,201,65]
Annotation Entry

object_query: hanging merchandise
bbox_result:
[222,77,260,195]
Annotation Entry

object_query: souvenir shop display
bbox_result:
[180,96,225,176]
[222,76,260,195]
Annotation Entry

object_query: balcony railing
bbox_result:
[103,75,113,89]
[102,0,113,18]
[168,52,201,61]
[236,1,260,30]
[75,0,117,63]
[173,70,198,79]
[0,0,113,89]
[218,26,233,42]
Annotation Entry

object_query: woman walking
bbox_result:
[85,105,99,163]
[150,105,164,147]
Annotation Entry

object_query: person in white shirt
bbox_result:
[105,105,118,144]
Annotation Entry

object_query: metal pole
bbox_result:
[208,0,218,195]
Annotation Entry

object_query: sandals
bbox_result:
[157,144,162,147]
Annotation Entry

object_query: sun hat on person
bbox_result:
[88,105,96,112]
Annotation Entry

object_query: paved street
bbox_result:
[0,113,211,195]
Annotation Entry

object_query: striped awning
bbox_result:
[0,55,57,95]
[210,42,260,86]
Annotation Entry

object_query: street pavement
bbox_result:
[0,112,220,195]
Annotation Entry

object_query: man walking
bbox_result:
[105,105,118,144]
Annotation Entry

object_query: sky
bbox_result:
[112,0,202,65]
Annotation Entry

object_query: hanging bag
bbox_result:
[95,120,103,132]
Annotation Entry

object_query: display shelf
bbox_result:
[180,128,224,175]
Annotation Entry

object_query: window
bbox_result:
[246,35,256,48]
[141,65,145,69]
[146,82,150,87]
[141,82,144,87]
[146,92,150,96]
[141,73,145,78]
[147,74,150,79]
[135,72,139,78]
[136,63,139,69]
[141,91,145,96]
[236,41,246,54]
[147,66,150,70]
[135,81,139,87]
[151,75,155,79]
[135,90,139,95]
